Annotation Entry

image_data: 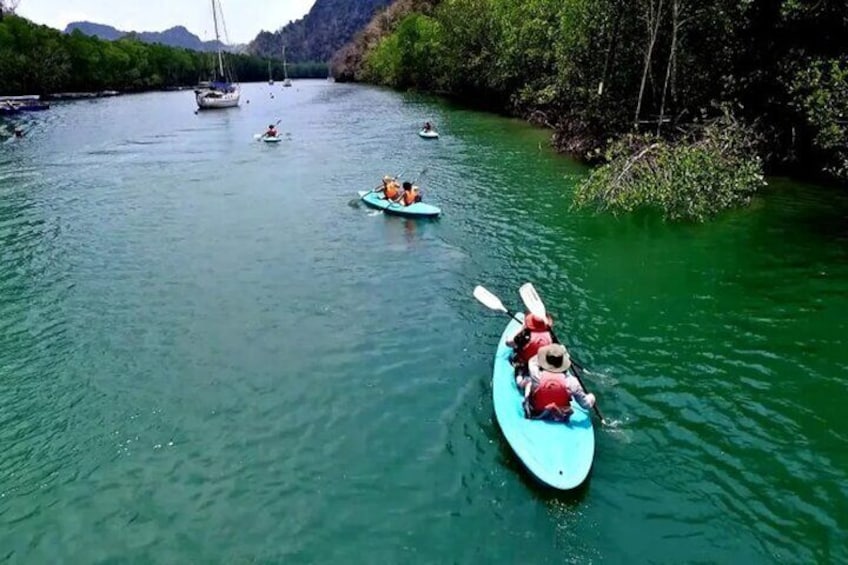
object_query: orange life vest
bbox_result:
[530,372,573,419]
[402,187,420,206]
[515,314,553,364]
[384,182,399,200]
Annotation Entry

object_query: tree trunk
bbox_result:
[599,0,625,97]
[657,0,680,135]
[634,0,664,129]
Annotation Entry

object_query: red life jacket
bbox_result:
[515,314,553,364]
[530,372,573,419]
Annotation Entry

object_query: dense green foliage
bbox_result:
[573,113,766,221]
[333,0,848,199]
[248,0,393,62]
[0,16,326,96]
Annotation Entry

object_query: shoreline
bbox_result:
[0,87,196,104]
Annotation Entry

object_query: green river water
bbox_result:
[1,80,847,563]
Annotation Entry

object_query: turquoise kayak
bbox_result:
[358,190,441,218]
[492,315,595,490]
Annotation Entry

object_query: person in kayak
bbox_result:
[400,182,422,206]
[265,124,278,138]
[506,312,554,372]
[377,175,400,200]
[423,121,432,132]
[14,127,24,138]
[517,344,596,422]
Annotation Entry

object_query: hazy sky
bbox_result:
[16,0,316,44]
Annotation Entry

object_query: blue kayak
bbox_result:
[358,190,441,218]
[492,316,595,490]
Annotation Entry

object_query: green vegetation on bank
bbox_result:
[333,0,848,219]
[573,112,766,221]
[0,15,327,96]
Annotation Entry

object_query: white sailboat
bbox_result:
[195,0,240,109]
[268,61,274,85]
[282,46,293,87]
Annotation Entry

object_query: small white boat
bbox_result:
[419,129,439,139]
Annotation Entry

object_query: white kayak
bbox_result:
[419,130,439,139]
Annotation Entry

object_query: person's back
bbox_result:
[384,179,400,200]
[519,344,596,421]
[401,182,421,206]
[508,313,554,367]
[266,125,277,137]
[529,373,573,421]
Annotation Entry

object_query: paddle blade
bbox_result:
[473,286,508,314]
[519,283,547,320]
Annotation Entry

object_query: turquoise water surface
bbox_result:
[1,80,847,563]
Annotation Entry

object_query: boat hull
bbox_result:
[419,130,439,139]
[195,89,240,109]
[492,316,595,490]
[358,191,441,218]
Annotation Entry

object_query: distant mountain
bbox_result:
[247,0,393,62]
[64,21,244,53]
[65,21,124,41]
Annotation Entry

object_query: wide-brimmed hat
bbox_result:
[537,344,571,373]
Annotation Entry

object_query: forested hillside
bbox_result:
[248,0,393,62]
[0,16,326,96]
[332,0,848,219]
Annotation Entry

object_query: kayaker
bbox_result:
[265,124,278,138]
[506,312,554,371]
[14,127,24,138]
[423,121,432,131]
[377,175,400,200]
[400,182,422,206]
[517,344,596,422]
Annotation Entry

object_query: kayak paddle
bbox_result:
[473,285,522,324]
[518,282,606,424]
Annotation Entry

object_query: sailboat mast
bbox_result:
[283,46,288,79]
[211,0,224,79]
